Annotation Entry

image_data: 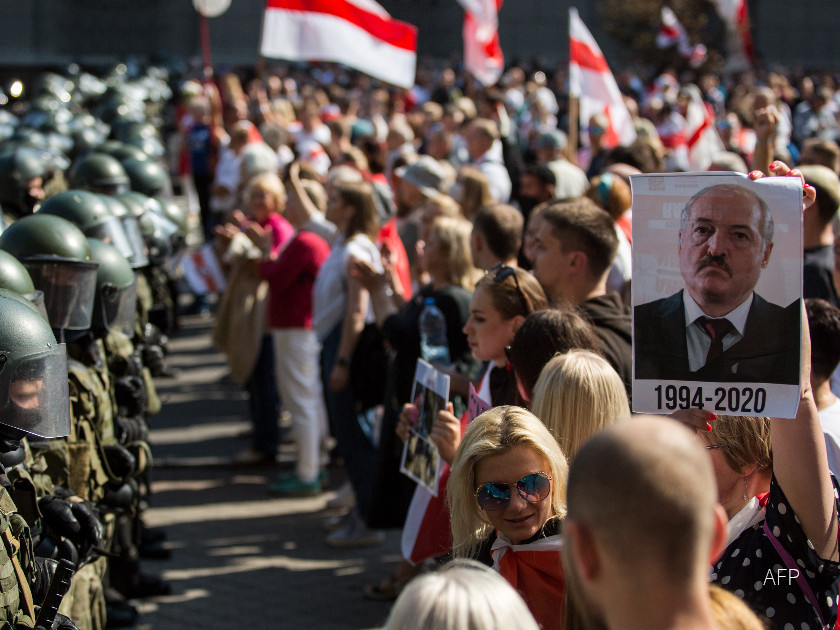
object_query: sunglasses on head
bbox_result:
[475,472,552,511]
[488,263,528,315]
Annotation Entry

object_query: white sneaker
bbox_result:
[326,480,356,510]
[325,512,385,548]
[321,511,353,534]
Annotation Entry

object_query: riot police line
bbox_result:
[0,65,187,630]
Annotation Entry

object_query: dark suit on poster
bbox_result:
[634,290,800,384]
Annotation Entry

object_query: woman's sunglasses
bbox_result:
[488,263,528,314]
[475,472,552,511]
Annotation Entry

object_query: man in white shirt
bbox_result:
[464,117,511,203]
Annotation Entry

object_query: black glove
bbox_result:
[141,344,167,377]
[114,416,148,444]
[100,480,137,511]
[51,613,80,630]
[33,536,79,570]
[141,322,168,355]
[34,612,80,630]
[30,556,57,605]
[114,375,146,418]
[37,497,104,560]
[102,444,136,480]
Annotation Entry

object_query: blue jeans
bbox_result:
[321,322,376,521]
[246,335,280,456]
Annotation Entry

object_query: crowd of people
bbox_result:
[0,51,839,630]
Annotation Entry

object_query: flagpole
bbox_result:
[256,5,268,81]
[568,93,579,165]
[199,11,213,81]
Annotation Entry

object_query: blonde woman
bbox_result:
[447,406,568,630]
[453,164,493,221]
[312,179,384,547]
[530,349,630,461]
[384,560,539,630]
[213,172,293,465]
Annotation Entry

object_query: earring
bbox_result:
[742,477,748,502]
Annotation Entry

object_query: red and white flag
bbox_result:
[709,0,754,72]
[568,8,636,149]
[260,0,418,89]
[656,7,707,68]
[683,84,725,171]
[457,0,504,87]
[656,6,683,49]
[179,243,226,295]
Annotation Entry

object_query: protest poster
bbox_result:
[631,172,803,418]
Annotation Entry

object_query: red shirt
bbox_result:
[377,217,413,300]
[261,230,331,329]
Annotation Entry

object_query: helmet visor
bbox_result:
[120,217,149,268]
[23,290,50,324]
[0,344,70,438]
[90,180,130,196]
[86,215,134,261]
[24,259,98,330]
[99,280,137,336]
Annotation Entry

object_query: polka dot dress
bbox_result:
[711,475,840,629]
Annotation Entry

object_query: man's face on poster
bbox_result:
[678,187,773,315]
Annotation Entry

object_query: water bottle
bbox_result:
[419,297,451,365]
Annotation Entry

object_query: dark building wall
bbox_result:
[0,1,836,74]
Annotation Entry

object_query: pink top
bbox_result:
[257,213,295,258]
[261,230,331,329]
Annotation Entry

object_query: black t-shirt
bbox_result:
[382,283,475,406]
[804,245,839,306]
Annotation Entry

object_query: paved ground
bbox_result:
[133,313,403,630]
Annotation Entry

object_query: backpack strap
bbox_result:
[762,519,828,629]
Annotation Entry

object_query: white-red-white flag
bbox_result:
[260,0,418,89]
[683,83,725,171]
[656,6,683,49]
[709,0,754,72]
[456,0,504,87]
[657,7,707,68]
[568,8,636,148]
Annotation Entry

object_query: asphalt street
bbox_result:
[134,313,403,630]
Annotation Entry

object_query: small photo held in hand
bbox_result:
[400,359,450,495]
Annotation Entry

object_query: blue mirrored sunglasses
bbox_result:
[475,472,552,511]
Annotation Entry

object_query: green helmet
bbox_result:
[38,189,135,262]
[0,250,35,295]
[115,190,147,219]
[138,204,179,266]
[99,141,148,163]
[0,289,71,438]
[153,196,188,239]
[0,249,50,324]
[122,158,169,197]
[123,135,165,160]
[0,214,98,332]
[67,152,130,195]
[87,238,137,337]
[111,120,157,144]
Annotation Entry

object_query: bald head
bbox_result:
[567,417,717,580]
